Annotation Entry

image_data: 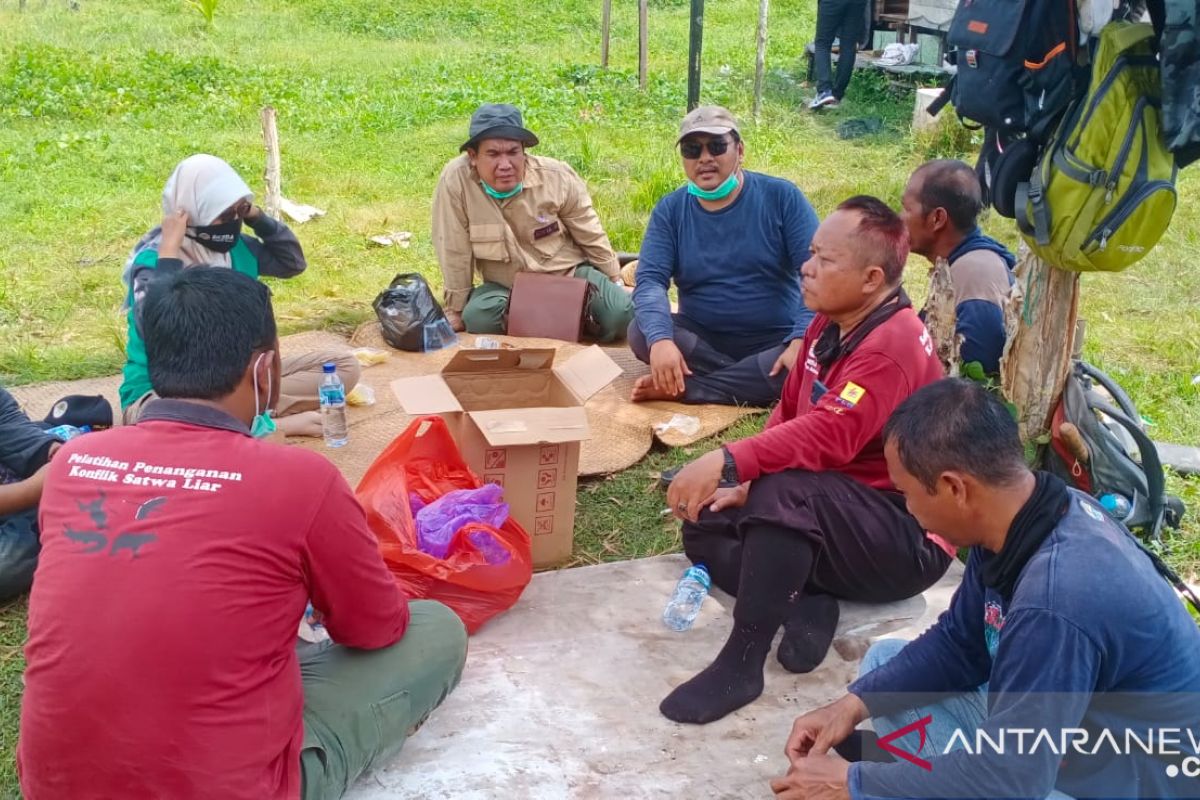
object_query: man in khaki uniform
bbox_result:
[431,103,633,341]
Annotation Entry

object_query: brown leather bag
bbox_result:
[506,272,596,342]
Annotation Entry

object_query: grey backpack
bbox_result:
[1045,360,1185,540]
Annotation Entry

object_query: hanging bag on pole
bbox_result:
[938,0,1080,137]
[1017,22,1178,272]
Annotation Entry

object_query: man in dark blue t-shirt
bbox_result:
[628,106,818,407]
[773,379,1200,800]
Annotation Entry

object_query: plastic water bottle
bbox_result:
[663,564,711,632]
[318,362,349,448]
[1099,492,1132,520]
[45,424,89,441]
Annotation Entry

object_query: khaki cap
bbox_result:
[677,105,740,142]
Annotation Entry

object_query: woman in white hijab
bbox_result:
[120,154,359,436]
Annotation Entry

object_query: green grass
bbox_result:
[0,0,1198,794]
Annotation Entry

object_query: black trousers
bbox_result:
[683,470,951,606]
[813,0,869,99]
[628,315,786,407]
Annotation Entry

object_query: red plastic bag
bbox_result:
[356,416,533,634]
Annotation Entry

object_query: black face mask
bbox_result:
[186,218,242,253]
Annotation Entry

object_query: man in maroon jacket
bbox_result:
[19,268,467,800]
[663,196,953,725]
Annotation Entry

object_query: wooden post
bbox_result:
[686,0,705,109]
[260,106,283,221]
[601,0,612,68]
[752,0,769,119]
[638,0,648,89]
[1001,251,1081,446]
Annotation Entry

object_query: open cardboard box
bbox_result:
[391,346,622,567]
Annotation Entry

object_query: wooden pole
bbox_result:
[260,106,282,220]
[752,0,769,119]
[638,0,648,89]
[686,0,705,109]
[1001,251,1081,446]
[601,0,612,68]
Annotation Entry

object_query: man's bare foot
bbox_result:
[278,410,325,438]
[631,375,683,403]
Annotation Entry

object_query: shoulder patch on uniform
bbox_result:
[838,382,866,406]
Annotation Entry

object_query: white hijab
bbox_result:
[124,154,254,288]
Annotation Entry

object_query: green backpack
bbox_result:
[1017,22,1178,272]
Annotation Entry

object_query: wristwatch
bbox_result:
[719,446,740,487]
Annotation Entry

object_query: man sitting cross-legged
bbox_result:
[661,196,952,725]
[773,379,1200,800]
[19,267,467,800]
[432,103,633,341]
[629,106,819,407]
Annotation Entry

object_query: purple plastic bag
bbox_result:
[467,529,512,566]
[413,484,510,560]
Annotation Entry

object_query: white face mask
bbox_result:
[250,351,276,438]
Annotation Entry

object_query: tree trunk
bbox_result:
[260,106,282,220]
[1001,250,1081,446]
[920,256,960,376]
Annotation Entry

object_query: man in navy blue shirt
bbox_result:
[772,379,1200,800]
[628,106,819,407]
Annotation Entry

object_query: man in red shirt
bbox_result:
[662,196,953,725]
[19,268,467,800]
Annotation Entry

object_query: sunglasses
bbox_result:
[679,137,732,160]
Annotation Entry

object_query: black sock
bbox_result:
[661,524,816,724]
[659,621,773,724]
[777,593,840,674]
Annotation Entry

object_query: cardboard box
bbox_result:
[391,346,622,568]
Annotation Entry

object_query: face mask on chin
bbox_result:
[186,218,242,253]
[481,180,523,200]
[687,171,740,201]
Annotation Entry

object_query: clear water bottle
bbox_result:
[1100,492,1132,520]
[663,564,711,632]
[318,362,349,448]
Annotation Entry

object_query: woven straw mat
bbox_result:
[330,322,761,480]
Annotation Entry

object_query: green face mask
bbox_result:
[250,351,277,439]
[687,172,740,201]
[251,411,276,439]
[481,180,523,200]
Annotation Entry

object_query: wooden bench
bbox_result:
[802,41,953,84]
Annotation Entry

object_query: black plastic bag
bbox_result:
[372,273,448,352]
